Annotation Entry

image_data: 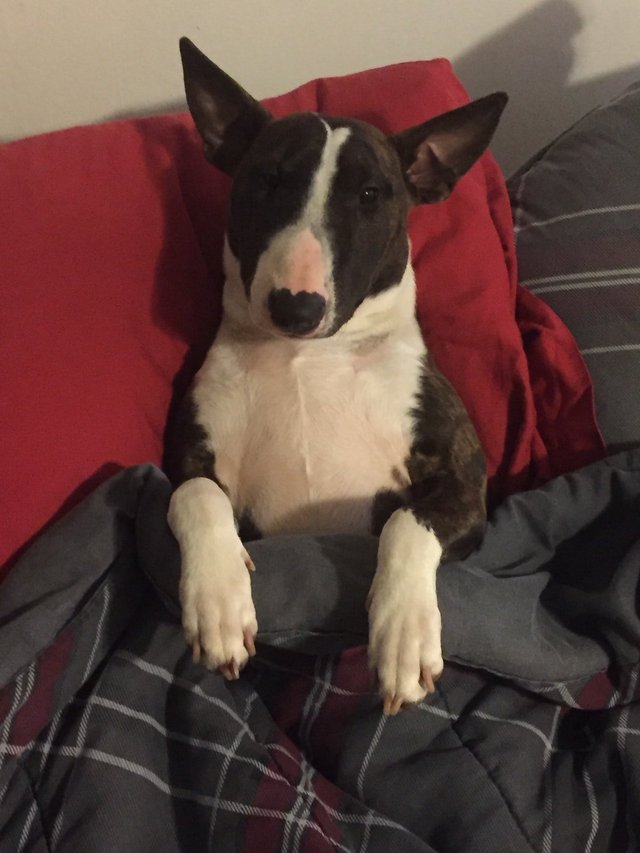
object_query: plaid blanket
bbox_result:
[2,457,640,852]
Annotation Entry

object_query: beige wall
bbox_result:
[1,0,639,172]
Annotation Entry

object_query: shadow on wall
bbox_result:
[454,0,640,175]
[106,0,640,178]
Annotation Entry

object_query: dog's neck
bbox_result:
[221,238,418,346]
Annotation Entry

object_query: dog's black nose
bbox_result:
[267,288,326,335]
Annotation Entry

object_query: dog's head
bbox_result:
[180,38,507,339]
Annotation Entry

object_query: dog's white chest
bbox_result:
[192,319,425,536]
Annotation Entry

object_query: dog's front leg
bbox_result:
[168,477,257,679]
[367,508,444,715]
[368,357,486,714]
[368,470,485,714]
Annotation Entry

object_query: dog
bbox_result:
[167,37,507,715]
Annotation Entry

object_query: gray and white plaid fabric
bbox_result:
[1,458,640,852]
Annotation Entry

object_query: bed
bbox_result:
[1,59,639,852]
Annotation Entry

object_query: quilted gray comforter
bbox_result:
[2,453,640,852]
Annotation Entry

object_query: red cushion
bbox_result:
[0,60,604,576]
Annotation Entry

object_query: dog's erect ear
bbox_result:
[391,93,508,204]
[179,37,271,174]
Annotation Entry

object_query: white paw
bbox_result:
[368,509,444,715]
[179,531,257,680]
[367,581,443,715]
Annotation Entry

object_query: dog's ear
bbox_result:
[179,37,271,174]
[391,93,508,204]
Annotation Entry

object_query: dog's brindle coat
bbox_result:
[167,38,506,714]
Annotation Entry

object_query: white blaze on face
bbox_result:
[283,227,326,295]
[249,120,351,335]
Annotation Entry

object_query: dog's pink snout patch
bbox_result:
[266,230,329,336]
[283,229,328,298]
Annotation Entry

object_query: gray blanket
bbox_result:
[1,453,640,851]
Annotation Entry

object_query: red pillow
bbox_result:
[0,60,604,576]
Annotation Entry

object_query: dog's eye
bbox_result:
[359,186,380,205]
[261,166,281,190]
